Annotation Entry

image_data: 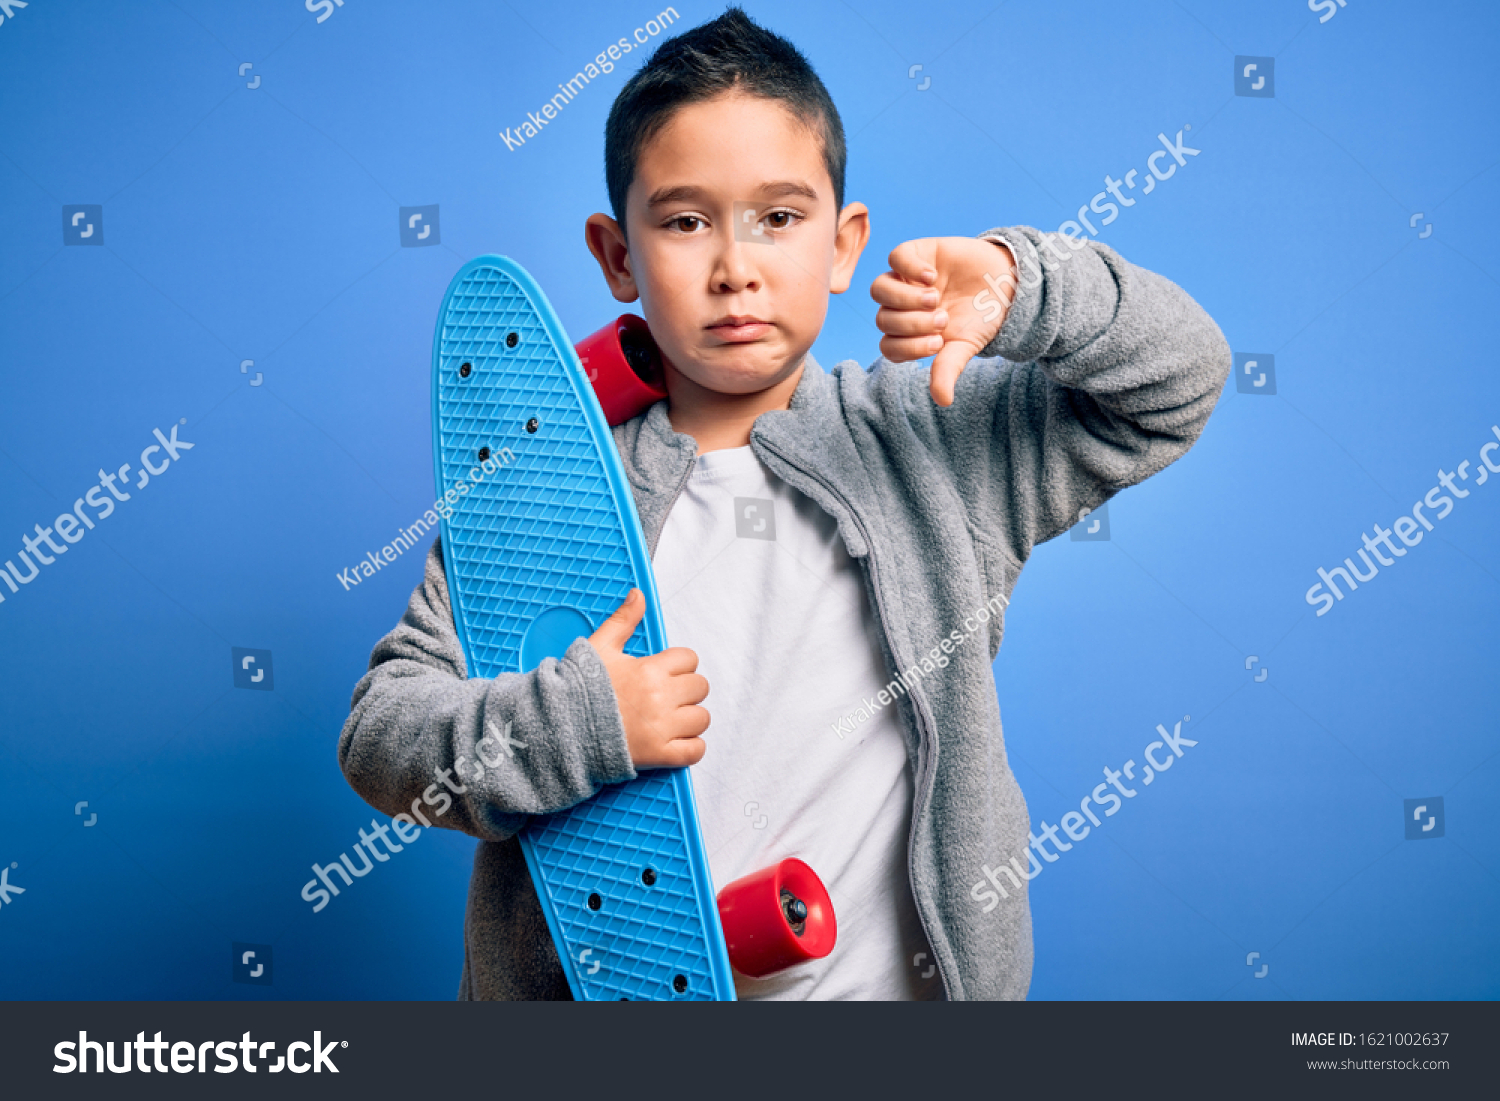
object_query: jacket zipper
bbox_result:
[754,437,952,1001]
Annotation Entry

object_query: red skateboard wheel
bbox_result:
[716,858,836,978]
[574,313,667,426]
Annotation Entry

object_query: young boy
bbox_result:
[338,7,1230,1000]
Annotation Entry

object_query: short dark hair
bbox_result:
[604,6,846,234]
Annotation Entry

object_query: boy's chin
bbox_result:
[688,366,796,397]
[671,349,801,397]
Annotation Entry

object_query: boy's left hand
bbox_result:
[870,236,1017,407]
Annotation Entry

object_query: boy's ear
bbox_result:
[585,213,640,304]
[829,201,871,295]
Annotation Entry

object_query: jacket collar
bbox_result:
[614,352,877,559]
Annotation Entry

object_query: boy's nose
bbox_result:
[712,238,761,293]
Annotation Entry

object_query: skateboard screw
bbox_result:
[506,331,519,348]
[672,974,688,994]
[587,892,602,911]
[478,447,490,462]
[641,867,657,886]
[458,362,472,378]
[525,417,539,434]
[783,894,808,925]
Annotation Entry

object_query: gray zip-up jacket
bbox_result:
[337,225,1231,1000]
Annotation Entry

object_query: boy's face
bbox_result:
[587,92,868,398]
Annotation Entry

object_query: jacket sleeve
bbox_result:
[901,225,1231,569]
[336,537,638,843]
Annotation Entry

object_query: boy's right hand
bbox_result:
[588,588,710,769]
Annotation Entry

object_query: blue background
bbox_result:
[1,0,1496,1000]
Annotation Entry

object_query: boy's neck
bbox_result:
[663,355,806,454]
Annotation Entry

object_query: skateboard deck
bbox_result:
[430,255,736,1001]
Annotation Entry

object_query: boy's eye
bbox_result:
[662,210,802,234]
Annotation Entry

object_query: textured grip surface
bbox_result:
[431,256,733,1001]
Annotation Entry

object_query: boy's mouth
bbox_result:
[707,314,772,343]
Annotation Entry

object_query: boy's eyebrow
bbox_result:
[645,180,820,207]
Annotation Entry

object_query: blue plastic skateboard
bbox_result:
[430,255,737,1001]
[431,256,839,999]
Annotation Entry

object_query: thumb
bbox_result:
[589,587,645,653]
[929,337,978,408]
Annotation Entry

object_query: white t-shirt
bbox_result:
[651,443,944,1001]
